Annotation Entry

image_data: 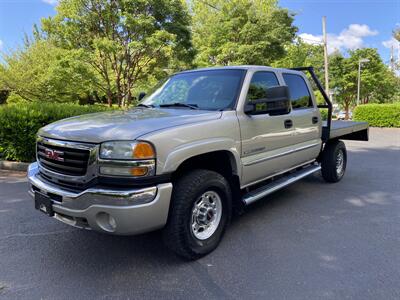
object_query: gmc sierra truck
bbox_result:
[28,66,368,259]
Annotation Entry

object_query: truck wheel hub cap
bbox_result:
[336,150,344,175]
[191,191,222,240]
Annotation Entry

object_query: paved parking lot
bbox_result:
[0,128,399,299]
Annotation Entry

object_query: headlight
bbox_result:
[99,141,156,177]
[100,141,155,160]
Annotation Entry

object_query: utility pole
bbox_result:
[322,16,329,96]
[357,59,370,106]
[398,42,400,69]
[398,43,400,69]
[357,62,362,105]
[390,45,395,70]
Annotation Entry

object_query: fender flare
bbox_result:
[162,137,242,179]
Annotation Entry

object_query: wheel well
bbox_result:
[318,138,340,162]
[172,151,236,179]
[172,151,243,214]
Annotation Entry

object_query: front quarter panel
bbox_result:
[138,111,242,179]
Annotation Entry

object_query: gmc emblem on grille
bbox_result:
[44,148,64,162]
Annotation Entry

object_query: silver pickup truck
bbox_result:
[28,66,368,259]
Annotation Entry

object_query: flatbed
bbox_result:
[323,120,369,141]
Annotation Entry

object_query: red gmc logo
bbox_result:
[44,148,64,162]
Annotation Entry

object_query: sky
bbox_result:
[0,0,399,64]
[279,0,400,64]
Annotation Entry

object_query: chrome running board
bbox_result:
[242,164,321,206]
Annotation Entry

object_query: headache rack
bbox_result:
[291,66,368,143]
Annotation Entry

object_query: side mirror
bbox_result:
[244,86,291,116]
[138,92,146,101]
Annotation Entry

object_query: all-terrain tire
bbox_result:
[163,169,232,260]
[321,140,347,183]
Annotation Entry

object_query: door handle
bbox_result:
[312,116,319,124]
[284,119,293,129]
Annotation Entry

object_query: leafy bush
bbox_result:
[0,102,113,162]
[353,103,400,127]
[5,92,27,104]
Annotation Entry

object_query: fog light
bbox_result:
[96,212,117,232]
[108,215,117,229]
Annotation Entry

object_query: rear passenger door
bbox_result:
[281,72,321,167]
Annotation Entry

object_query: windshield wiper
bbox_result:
[137,103,155,108]
[159,103,198,110]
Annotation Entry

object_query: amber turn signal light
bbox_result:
[130,167,148,176]
[133,142,155,159]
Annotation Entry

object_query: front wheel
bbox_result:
[163,169,232,260]
[321,140,347,183]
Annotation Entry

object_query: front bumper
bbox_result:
[27,162,173,235]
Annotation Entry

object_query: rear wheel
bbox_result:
[163,169,232,260]
[321,140,347,183]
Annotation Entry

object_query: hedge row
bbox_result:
[0,102,113,162]
[1,102,397,162]
[353,103,400,127]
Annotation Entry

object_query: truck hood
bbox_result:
[38,108,222,143]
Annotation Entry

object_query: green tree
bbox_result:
[273,38,324,70]
[191,0,297,67]
[394,27,400,42]
[0,40,97,103]
[329,48,399,118]
[393,27,400,70]
[272,37,330,105]
[42,0,194,107]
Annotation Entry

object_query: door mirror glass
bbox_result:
[244,86,291,116]
[138,92,146,101]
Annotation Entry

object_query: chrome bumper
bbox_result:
[27,162,173,235]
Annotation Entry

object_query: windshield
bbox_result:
[141,69,246,111]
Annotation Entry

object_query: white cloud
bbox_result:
[42,0,58,5]
[299,24,378,54]
[0,40,3,50]
[298,33,323,44]
[383,37,400,51]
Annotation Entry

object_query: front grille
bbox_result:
[37,141,90,176]
[39,172,94,191]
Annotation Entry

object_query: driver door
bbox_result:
[238,71,296,187]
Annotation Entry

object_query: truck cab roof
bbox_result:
[177,65,304,75]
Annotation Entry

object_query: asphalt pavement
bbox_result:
[0,128,399,299]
